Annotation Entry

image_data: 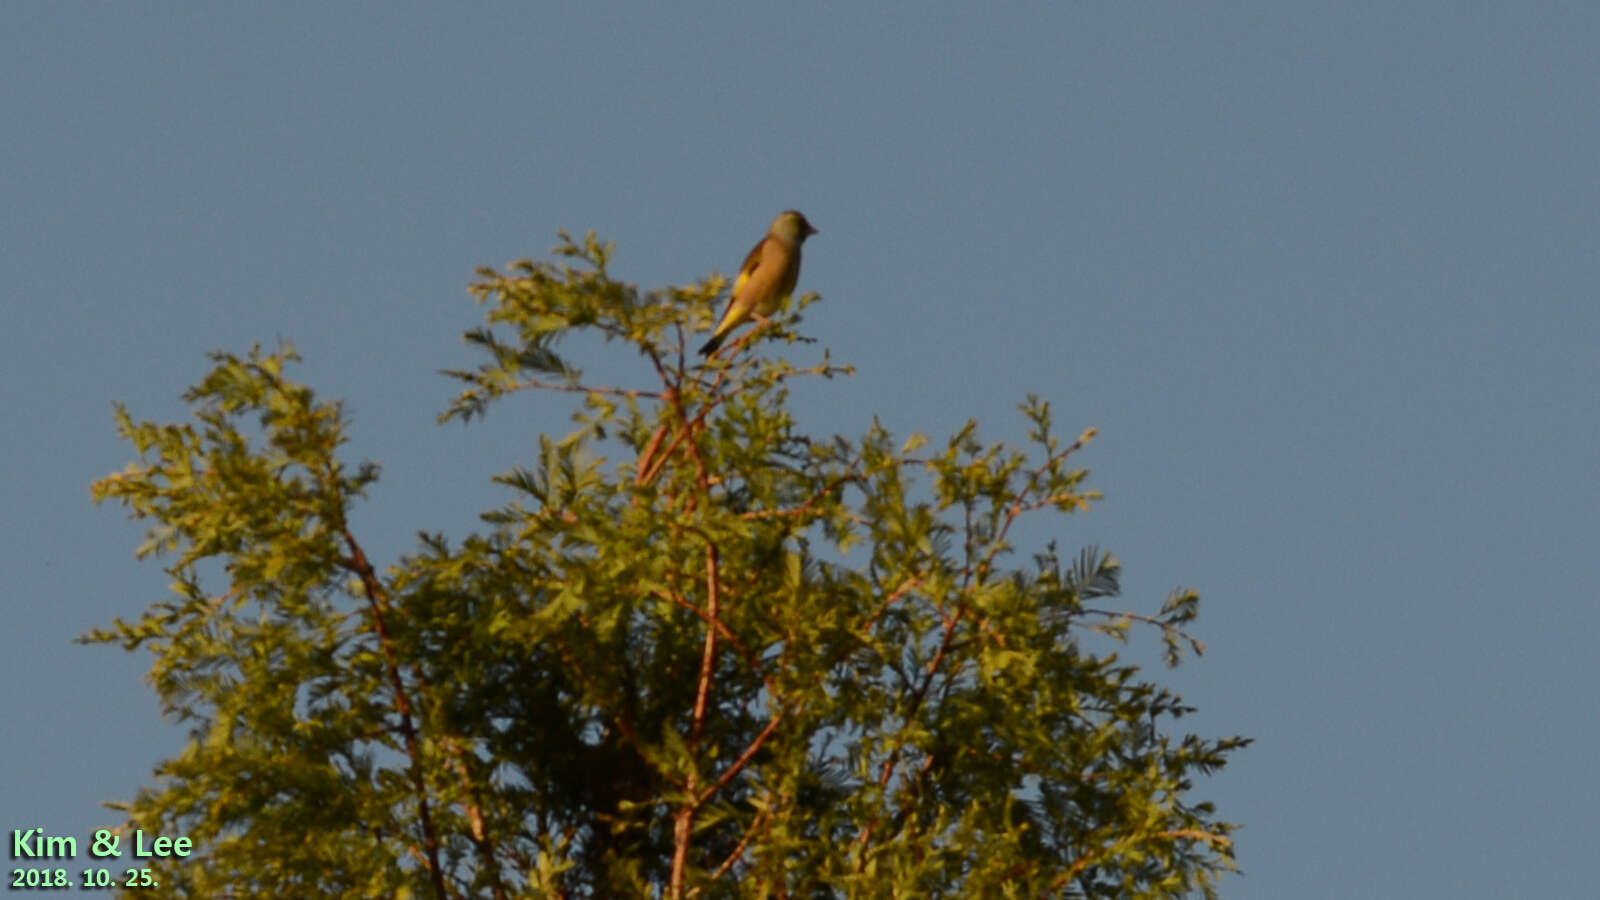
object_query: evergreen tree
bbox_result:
[91,232,1247,898]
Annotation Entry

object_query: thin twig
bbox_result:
[655,589,775,695]
[697,711,784,806]
[1050,828,1232,890]
[853,596,966,869]
[974,431,1093,586]
[859,576,925,634]
[496,377,661,400]
[689,808,771,896]
[443,737,507,900]
[341,531,450,900]
[740,473,863,521]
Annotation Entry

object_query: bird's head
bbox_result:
[772,210,818,244]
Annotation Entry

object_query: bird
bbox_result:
[698,210,818,356]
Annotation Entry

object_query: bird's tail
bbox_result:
[697,333,726,356]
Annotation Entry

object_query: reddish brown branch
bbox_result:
[638,372,723,491]
[671,542,724,898]
[692,807,772,894]
[859,576,925,633]
[740,473,863,521]
[655,589,774,696]
[690,545,721,744]
[634,420,672,487]
[974,430,1094,587]
[697,711,783,805]
[341,530,450,900]
[445,737,506,900]
[853,583,969,869]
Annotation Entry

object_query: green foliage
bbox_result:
[90,231,1248,898]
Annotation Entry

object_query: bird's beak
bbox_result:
[806,224,820,236]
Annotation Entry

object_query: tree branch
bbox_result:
[655,589,775,696]
[690,807,771,896]
[671,541,723,898]
[697,711,783,806]
[340,530,450,900]
[1051,828,1232,890]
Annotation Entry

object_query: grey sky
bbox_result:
[4,4,1597,896]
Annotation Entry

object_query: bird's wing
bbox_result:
[729,235,771,303]
[712,235,776,334]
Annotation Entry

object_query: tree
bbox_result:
[90,231,1248,899]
